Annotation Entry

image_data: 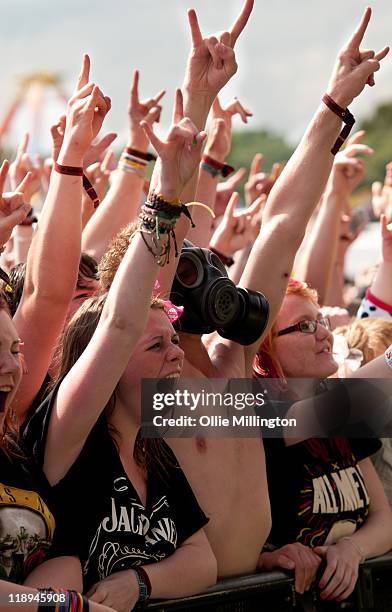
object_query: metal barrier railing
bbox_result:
[145,551,392,611]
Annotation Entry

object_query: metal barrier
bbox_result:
[145,551,392,611]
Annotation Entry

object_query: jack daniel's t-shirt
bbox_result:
[264,437,381,548]
[22,385,209,591]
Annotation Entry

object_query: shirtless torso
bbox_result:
[169,334,271,578]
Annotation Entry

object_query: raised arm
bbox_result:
[43,90,206,485]
[239,7,388,371]
[158,0,254,294]
[82,69,165,261]
[189,96,251,247]
[297,133,372,304]
[12,55,111,419]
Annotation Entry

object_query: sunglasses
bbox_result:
[275,317,331,337]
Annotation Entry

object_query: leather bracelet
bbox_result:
[125,147,157,162]
[54,161,83,176]
[54,162,100,209]
[210,245,234,267]
[82,174,100,209]
[322,93,355,155]
[202,154,235,178]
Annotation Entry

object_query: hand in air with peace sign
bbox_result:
[183,0,254,96]
[327,7,389,108]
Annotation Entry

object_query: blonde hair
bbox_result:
[99,222,138,292]
[335,317,392,365]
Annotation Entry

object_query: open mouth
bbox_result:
[0,389,11,413]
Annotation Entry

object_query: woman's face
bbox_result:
[273,294,338,378]
[118,307,184,401]
[0,310,23,414]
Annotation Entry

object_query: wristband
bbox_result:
[125,147,157,162]
[385,344,392,369]
[322,93,355,154]
[82,174,100,209]
[54,161,83,176]
[54,162,100,209]
[209,246,234,267]
[133,566,152,602]
[202,154,235,178]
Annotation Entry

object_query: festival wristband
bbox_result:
[202,154,235,178]
[54,162,100,209]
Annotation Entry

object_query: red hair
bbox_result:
[253,279,318,378]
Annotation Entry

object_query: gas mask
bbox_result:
[170,241,269,345]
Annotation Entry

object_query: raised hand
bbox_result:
[141,89,206,200]
[84,149,115,202]
[210,191,264,257]
[0,160,32,246]
[372,162,392,219]
[9,133,43,202]
[205,96,252,162]
[327,7,389,108]
[184,0,254,96]
[330,131,373,196]
[245,153,283,206]
[59,54,111,164]
[128,69,165,150]
[215,167,247,216]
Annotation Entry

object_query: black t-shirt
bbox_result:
[264,436,381,548]
[0,443,55,584]
[22,384,209,591]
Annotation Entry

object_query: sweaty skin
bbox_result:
[169,336,271,578]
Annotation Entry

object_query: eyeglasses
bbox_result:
[275,317,331,337]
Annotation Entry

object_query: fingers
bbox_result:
[375,46,390,61]
[224,192,240,220]
[172,88,184,125]
[250,153,263,177]
[206,36,224,70]
[226,167,247,189]
[130,69,140,106]
[1,203,31,229]
[0,160,9,194]
[346,130,366,147]
[343,143,373,158]
[187,9,203,47]
[271,162,283,181]
[226,98,253,123]
[75,53,90,93]
[153,89,166,104]
[101,149,114,174]
[346,7,371,52]
[212,96,224,119]
[15,171,33,194]
[230,0,254,47]
[16,132,29,160]
[247,194,266,216]
[140,121,163,154]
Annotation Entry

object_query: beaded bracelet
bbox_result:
[384,345,392,369]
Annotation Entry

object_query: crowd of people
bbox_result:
[1,2,392,610]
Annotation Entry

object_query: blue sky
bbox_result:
[1,0,392,153]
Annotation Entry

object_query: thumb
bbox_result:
[2,203,31,229]
[313,546,328,557]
